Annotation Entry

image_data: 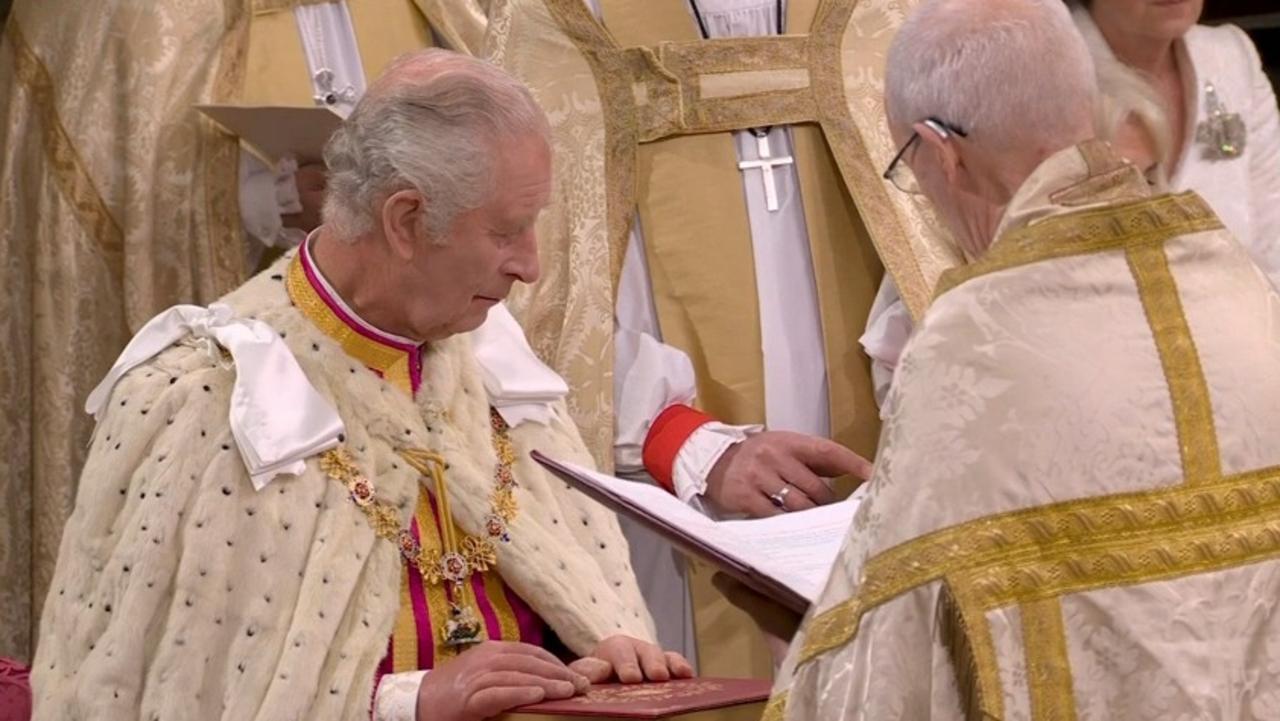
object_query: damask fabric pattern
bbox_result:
[768,144,1280,719]
[475,0,619,469]
[0,1,249,663]
[411,0,487,55]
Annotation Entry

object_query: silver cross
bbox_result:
[738,133,795,212]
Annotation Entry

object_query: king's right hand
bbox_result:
[416,640,590,721]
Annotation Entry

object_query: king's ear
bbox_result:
[382,189,427,259]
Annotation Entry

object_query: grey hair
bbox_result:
[885,0,1097,155]
[322,49,550,242]
[1071,5,1175,183]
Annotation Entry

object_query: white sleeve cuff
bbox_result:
[860,278,914,410]
[612,331,699,474]
[374,669,429,721]
[870,359,896,414]
[671,422,763,506]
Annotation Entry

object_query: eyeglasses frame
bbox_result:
[882,117,970,194]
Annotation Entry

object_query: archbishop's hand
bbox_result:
[415,640,590,721]
[568,635,695,684]
[704,431,872,517]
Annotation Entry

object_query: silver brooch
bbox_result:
[1195,82,1246,160]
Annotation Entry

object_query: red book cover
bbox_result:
[503,678,772,720]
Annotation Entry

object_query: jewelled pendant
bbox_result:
[1196,82,1247,160]
[442,604,483,647]
[350,475,375,507]
[484,514,511,543]
[440,551,469,584]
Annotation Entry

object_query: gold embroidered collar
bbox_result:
[286,239,423,395]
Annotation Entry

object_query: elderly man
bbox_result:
[31,49,690,721]
[763,0,1280,718]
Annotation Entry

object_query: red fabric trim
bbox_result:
[642,404,714,494]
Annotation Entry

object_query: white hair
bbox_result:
[885,0,1098,155]
[322,49,550,242]
[1070,4,1175,183]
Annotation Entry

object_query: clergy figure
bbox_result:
[418,0,955,677]
[31,50,691,721]
[236,0,433,257]
[767,1,1280,718]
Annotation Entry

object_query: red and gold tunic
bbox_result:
[286,240,545,677]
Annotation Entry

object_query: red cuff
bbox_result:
[642,404,714,494]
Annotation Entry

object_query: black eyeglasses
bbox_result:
[883,117,968,194]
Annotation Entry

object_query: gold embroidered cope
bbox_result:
[765,170,1280,719]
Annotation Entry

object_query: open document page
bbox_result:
[532,452,865,613]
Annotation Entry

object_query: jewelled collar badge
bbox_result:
[320,408,520,649]
[1196,82,1246,160]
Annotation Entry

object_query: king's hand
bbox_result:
[568,635,695,684]
[416,641,589,721]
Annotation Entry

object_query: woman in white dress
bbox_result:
[1071,0,1280,283]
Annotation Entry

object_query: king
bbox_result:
[30,50,690,721]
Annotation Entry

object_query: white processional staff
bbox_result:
[295,2,367,117]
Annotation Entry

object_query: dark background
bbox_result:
[1204,2,1280,87]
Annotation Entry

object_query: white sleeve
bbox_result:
[1238,25,1280,286]
[613,221,698,475]
[238,153,305,249]
[613,325,700,477]
[614,318,760,507]
[859,277,915,411]
[373,670,429,721]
